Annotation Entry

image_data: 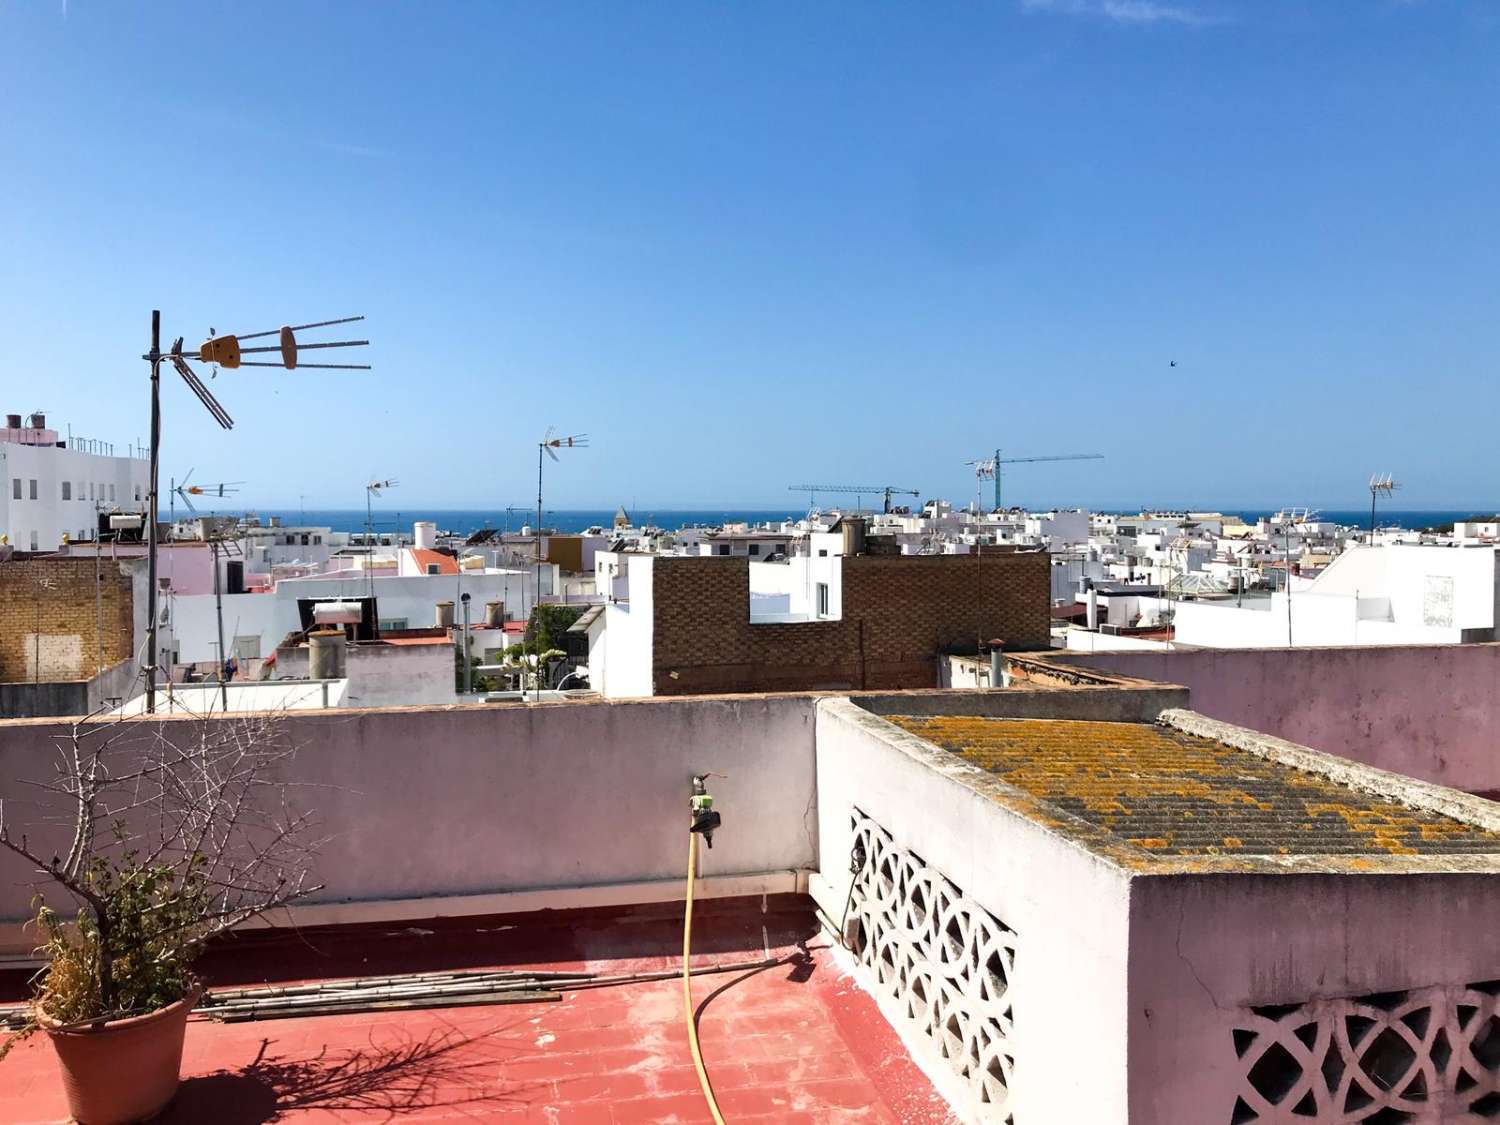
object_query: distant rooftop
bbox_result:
[887,715,1500,864]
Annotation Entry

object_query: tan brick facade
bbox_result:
[651,550,1050,695]
[0,558,134,683]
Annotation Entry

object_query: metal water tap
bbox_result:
[689,773,723,848]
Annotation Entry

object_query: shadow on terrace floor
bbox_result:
[160,1016,544,1124]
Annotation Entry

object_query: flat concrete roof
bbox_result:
[885,713,1500,870]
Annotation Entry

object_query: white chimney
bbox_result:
[414,521,437,550]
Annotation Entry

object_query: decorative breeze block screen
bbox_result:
[847,810,1017,1121]
[1231,980,1500,1122]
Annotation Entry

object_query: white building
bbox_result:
[0,414,150,551]
[1143,544,1500,649]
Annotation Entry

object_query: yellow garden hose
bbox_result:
[684,830,728,1125]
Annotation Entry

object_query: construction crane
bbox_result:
[963,449,1104,511]
[788,484,921,514]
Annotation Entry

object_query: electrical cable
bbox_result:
[683,830,727,1125]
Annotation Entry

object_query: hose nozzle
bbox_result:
[690,773,723,848]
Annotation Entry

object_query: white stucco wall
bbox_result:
[0,440,149,552]
[812,699,1133,1123]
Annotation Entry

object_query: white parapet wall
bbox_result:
[812,697,1135,1123]
[813,696,1500,1124]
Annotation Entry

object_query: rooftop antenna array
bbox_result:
[536,429,587,668]
[787,484,920,514]
[170,470,244,517]
[365,478,399,608]
[963,449,1105,511]
[1368,473,1400,537]
[142,310,372,714]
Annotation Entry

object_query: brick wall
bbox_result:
[652,550,1051,695]
[0,558,134,683]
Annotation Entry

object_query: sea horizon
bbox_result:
[169,506,1498,536]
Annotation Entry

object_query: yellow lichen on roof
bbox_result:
[888,715,1500,859]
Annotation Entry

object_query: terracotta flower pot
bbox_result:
[39,988,199,1125]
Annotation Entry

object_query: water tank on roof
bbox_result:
[5,414,19,429]
[28,413,44,430]
[414,521,437,549]
[312,601,363,625]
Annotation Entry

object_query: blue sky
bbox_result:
[3,1,1498,511]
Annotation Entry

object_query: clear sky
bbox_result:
[3,1,1498,511]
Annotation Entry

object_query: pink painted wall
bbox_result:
[1128,872,1500,1123]
[1053,644,1500,794]
[0,695,819,946]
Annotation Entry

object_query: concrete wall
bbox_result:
[1127,872,1500,1123]
[0,658,139,718]
[1051,644,1500,794]
[0,694,819,948]
[813,698,1135,1123]
[276,640,458,708]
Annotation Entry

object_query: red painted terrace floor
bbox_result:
[0,895,955,1124]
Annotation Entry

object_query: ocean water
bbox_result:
[204,507,1489,535]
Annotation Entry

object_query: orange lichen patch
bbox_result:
[888,715,1500,860]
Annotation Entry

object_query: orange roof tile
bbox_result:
[409,548,460,575]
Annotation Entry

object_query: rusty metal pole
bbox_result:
[145,310,162,714]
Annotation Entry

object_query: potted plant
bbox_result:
[0,709,321,1123]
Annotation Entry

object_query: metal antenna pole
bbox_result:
[145,310,162,714]
[536,442,544,623]
[994,448,1002,511]
[212,537,228,713]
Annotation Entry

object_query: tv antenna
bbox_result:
[963,448,1104,511]
[170,470,243,518]
[536,428,587,654]
[365,478,398,606]
[141,310,372,714]
[1368,473,1400,537]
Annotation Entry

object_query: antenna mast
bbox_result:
[1368,473,1399,539]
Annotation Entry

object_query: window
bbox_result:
[378,618,408,632]
[28,479,37,500]
[313,535,322,545]
[426,563,441,575]
[134,485,142,501]
[718,544,730,556]
[88,482,95,500]
[301,534,310,545]
[816,582,830,617]
[748,544,760,556]
[818,549,828,558]
[109,484,115,501]
[61,481,71,500]
[11,479,19,500]
[29,531,38,551]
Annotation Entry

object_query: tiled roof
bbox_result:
[409,548,459,575]
[888,716,1500,859]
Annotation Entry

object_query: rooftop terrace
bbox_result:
[2,898,954,1124]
